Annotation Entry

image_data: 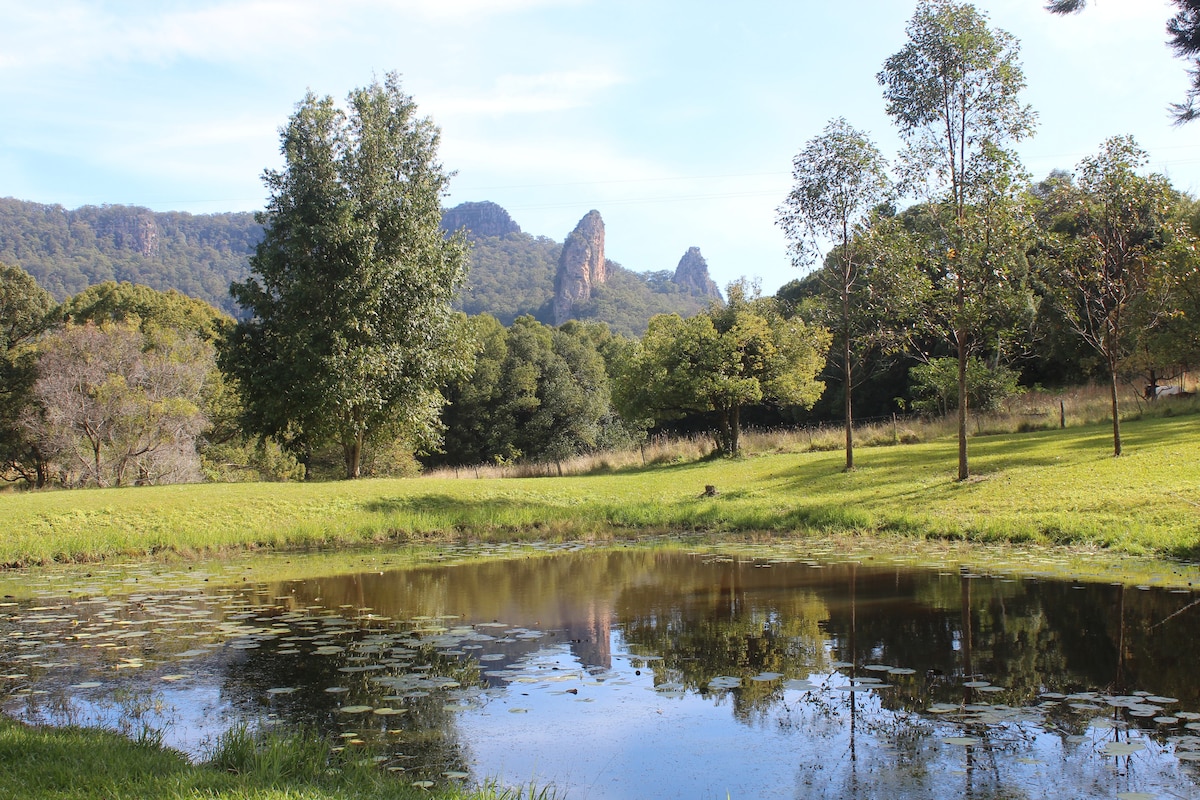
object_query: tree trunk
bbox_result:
[1109,359,1122,457]
[729,404,741,457]
[343,432,364,479]
[844,284,854,470]
[956,276,969,482]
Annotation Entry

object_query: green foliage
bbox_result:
[27,321,211,487]
[879,0,1037,480]
[224,74,469,479]
[0,198,261,315]
[59,280,232,342]
[907,356,1023,415]
[433,315,629,468]
[1031,136,1193,455]
[0,262,55,486]
[615,284,830,456]
[458,233,559,324]
[777,119,892,468]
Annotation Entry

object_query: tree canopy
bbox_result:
[223,74,469,478]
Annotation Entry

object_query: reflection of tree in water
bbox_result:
[617,556,831,719]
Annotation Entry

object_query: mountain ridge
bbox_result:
[1,196,720,335]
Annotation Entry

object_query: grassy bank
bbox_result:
[0,717,546,800]
[2,412,1199,565]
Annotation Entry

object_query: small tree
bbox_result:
[224,74,469,478]
[879,0,1036,480]
[615,285,829,456]
[28,322,210,486]
[777,118,891,470]
[1036,136,1186,455]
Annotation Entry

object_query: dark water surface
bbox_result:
[3,545,1200,799]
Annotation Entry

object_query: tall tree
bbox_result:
[223,74,469,478]
[1047,0,1200,123]
[879,0,1036,480]
[0,263,55,487]
[777,118,891,470]
[1034,136,1187,456]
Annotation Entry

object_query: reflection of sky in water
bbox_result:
[2,547,1200,799]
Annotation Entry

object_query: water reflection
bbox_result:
[2,547,1200,799]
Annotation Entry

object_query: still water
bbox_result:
[3,544,1200,799]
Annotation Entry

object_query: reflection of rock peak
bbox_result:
[553,210,606,325]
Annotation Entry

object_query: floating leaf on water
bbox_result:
[412,780,435,789]
[338,705,374,714]
[942,737,980,746]
[373,707,406,716]
[928,703,960,714]
[70,681,103,689]
[977,685,1006,693]
[1155,717,1179,725]
[324,687,350,694]
[750,672,782,682]
[1177,752,1200,762]
[509,708,529,713]
[1101,742,1146,757]
[266,687,297,695]
[783,679,813,691]
[963,681,991,688]
[863,664,893,672]
[443,771,470,779]
[1147,696,1179,704]
[888,668,916,675]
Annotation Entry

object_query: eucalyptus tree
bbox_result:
[1047,0,1200,123]
[223,74,469,478]
[1035,136,1188,456]
[879,0,1036,480]
[777,118,891,470]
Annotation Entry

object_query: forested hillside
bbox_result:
[0,199,260,316]
[0,197,717,334]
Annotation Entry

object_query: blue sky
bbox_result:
[2,0,1196,295]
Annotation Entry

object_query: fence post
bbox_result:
[1060,400,1066,429]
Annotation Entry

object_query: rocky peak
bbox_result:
[672,246,721,299]
[441,201,522,239]
[554,210,606,325]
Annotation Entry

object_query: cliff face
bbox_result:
[553,210,606,325]
[93,208,160,258]
[672,246,721,299]
[441,201,522,239]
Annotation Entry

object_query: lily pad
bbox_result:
[943,737,980,746]
[1101,742,1146,757]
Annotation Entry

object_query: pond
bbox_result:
[3,542,1200,799]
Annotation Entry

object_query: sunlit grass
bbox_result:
[0,716,554,800]
[1,408,1199,565]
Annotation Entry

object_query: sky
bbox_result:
[2,0,1198,295]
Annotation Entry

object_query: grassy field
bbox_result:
[2,410,1199,566]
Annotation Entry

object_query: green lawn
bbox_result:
[2,413,1198,566]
